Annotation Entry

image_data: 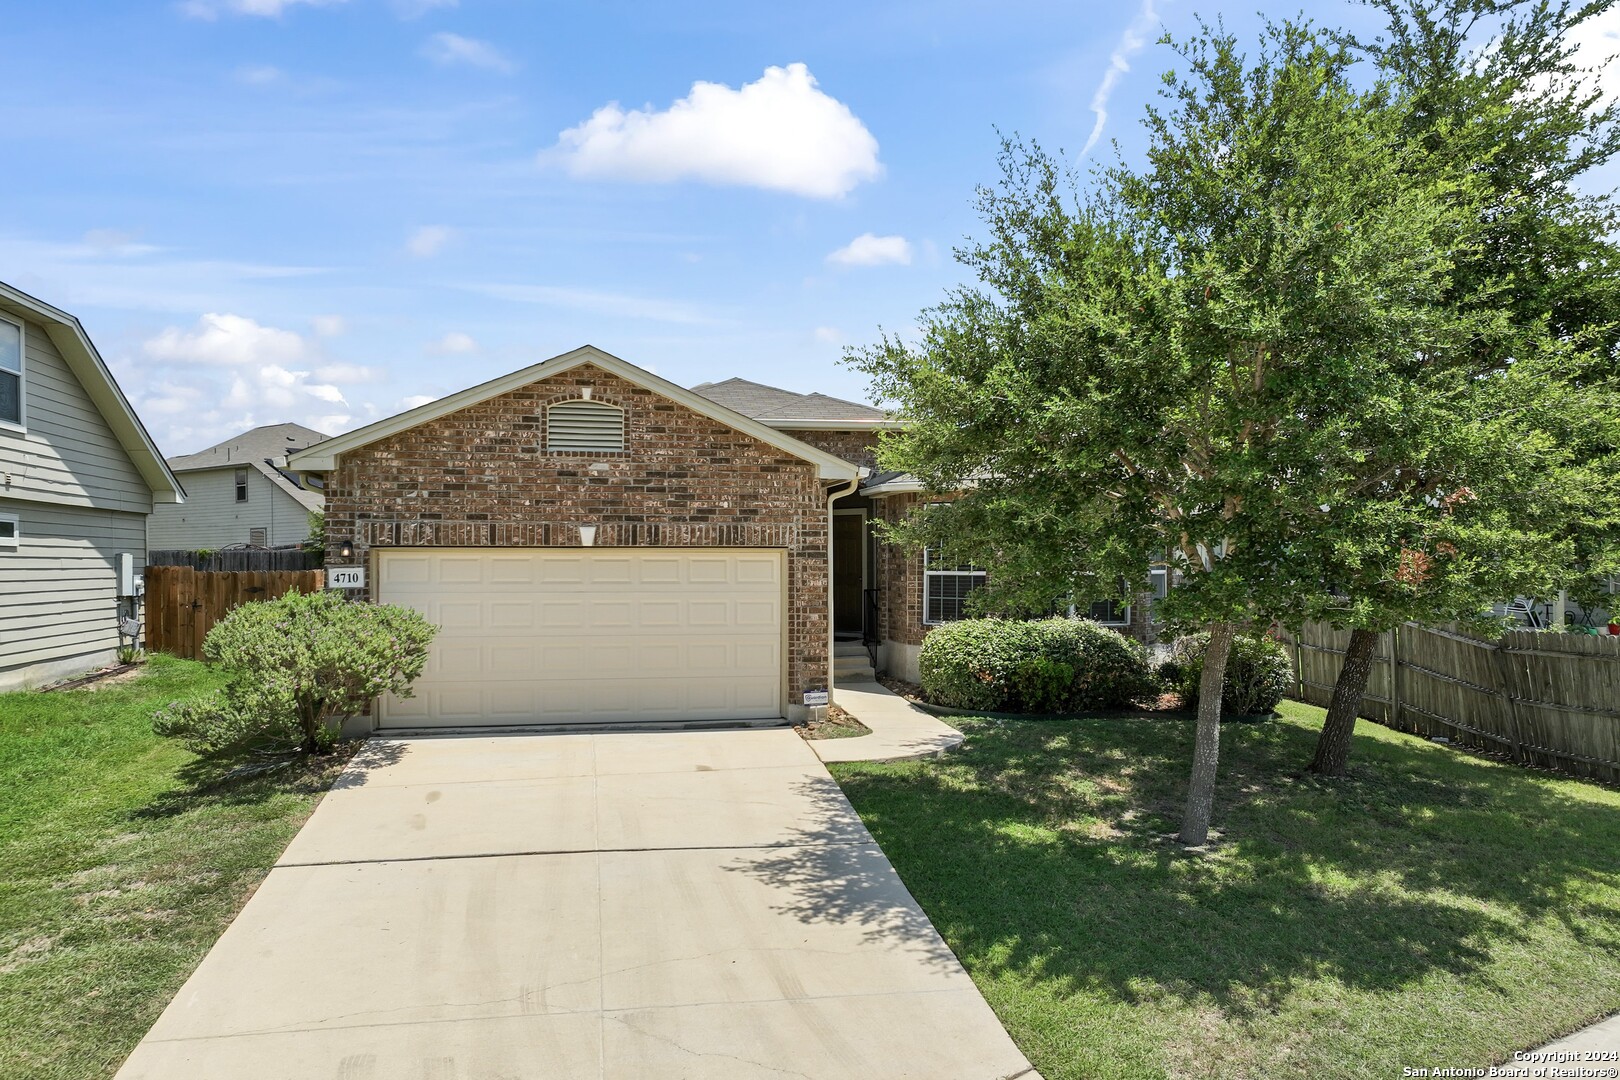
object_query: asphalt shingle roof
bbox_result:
[166,423,331,472]
[690,378,886,422]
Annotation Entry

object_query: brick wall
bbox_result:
[780,428,878,469]
[875,492,928,647]
[324,363,832,707]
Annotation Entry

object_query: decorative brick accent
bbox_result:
[324,364,832,708]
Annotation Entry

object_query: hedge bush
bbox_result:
[154,590,437,755]
[919,617,1154,713]
[1169,631,1293,717]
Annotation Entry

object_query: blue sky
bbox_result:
[0,1,1612,454]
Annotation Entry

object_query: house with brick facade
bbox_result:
[289,344,1145,731]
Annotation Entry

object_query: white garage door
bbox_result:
[375,549,784,729]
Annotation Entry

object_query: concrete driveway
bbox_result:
[116,727,1035,1079]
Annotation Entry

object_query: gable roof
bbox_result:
[250,459,324,513]
[689,377,896,428]
[0,280,184,504]
[167,422,330,472]
[288,345,861,481]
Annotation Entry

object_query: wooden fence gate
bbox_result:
[1280,621,1620,785]
[144,565,326,660]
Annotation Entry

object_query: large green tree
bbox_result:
[1302,0,1620,776]
[854,20,1490,844]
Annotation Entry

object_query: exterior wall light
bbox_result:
[337,539,355,559]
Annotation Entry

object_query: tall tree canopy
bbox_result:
[1299,0,1620,775]
[854,19,1504,844]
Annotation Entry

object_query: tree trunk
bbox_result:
[1308,626,1378,777]
[1178,620,1234,846]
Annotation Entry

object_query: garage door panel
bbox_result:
[377,550,785,729]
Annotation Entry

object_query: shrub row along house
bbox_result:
[289,345,1152,732]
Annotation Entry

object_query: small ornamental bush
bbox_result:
[1170,631,1293,717]
[154,590,437,755]
[919,617,1154,713]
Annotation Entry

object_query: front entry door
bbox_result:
[833,513,865,636]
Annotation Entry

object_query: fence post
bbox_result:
[1391,624,1401,728]
[1293,632,1304,701]
[1489,636,1528,763]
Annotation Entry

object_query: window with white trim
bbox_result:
[923,545,987,624]
[0,315,22,428]
[547,399,624,452]
[234,468,249,502]
[0,512,18,550]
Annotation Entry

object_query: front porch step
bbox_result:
[833,641,869,657]
[834,653,877,681]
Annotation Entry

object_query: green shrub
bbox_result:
[154,590,437,755]
[1170,631,1293,717]
[919,617,1153,713]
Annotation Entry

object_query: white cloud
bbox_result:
[421,32,515,74]
[826,233,912,267]
[144,312,311,367]
[400,394,438,409]
[550,63,882,199]
[311,314,346,337]
[407,224,456,258]
[80,229,157,257]
[180,0,348,19]
[428,331,478,354]
[313,362,379,383]
[234,64,285,86]
[469,283,717,324]
[1083,0,1161,157]
[137,313,361,449]
[813,326,842,344]
[393,0,455,16]
[1560,4,1620,103]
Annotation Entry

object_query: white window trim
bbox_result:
[0,312,25,433]
[1086,600,1132,627]
[0,511,18,550]
[234,468,250,503]
[922,545,987,626]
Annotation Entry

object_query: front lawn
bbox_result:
[830,700,1620,1080]
[0,655,351,1079]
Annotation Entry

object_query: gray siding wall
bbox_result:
[0,498,145,690]
[0,308,152,515]
[148,466,315,549]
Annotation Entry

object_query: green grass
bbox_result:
[0,655,351,1079]
[829,700,1620,1080]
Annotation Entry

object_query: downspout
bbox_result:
[826,475,860,712]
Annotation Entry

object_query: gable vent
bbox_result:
[547,399,625,452]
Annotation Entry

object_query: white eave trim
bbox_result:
[0,281,185,504]
[288,345,861,481]
[860,477,927,497]
[757,418,904,431]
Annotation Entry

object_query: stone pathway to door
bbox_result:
[116,726,1036,1079]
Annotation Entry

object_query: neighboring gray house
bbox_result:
[148,423,329,550]
[0,281,184,691]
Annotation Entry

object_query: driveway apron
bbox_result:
[115,727,1036,1080]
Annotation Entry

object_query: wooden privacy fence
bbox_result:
[144,565,326,660]
[1280,622,1620,784]
[149,547,322,572]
